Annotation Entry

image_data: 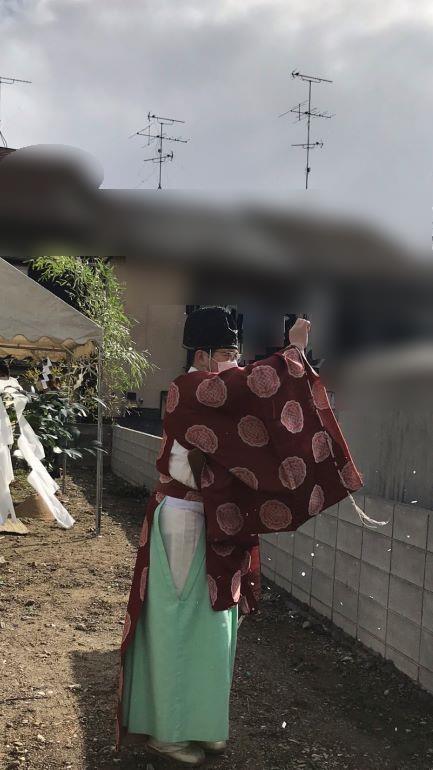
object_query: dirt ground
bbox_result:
[1,467,433,770]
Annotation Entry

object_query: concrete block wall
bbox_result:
[111,426,433,696]
[261,494,433,695]
[111,425,160,492]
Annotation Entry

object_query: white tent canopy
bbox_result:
[0,258,102,359]
[0,257,104,534]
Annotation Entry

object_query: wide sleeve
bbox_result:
[161,347,362,539]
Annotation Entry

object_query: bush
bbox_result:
[28,257,154,421]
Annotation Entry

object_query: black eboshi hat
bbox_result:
[183,306,239,351]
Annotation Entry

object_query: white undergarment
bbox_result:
[158,497,205,596]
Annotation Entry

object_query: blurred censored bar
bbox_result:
[1,143,433,389]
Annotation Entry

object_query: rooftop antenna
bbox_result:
[279,70,334,189]
[129,112,188,189]
[0,75,32,148]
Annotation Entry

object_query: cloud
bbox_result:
[0,0,431,249]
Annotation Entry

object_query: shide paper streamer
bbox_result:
[0,378,74,529]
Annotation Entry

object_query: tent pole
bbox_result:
[95,344,104,535]
[62,353,71,496]
[62,453,67,495]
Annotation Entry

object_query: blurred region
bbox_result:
[2,144,433,506]
[1,145,432,358]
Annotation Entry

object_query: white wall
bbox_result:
[111,425,160,491]
[261,494,433,695]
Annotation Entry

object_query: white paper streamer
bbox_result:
[0,395,13,446]
[40,357,53,391]
[73,370,84,390]
[0,385,17,525]
[0,445,17,524]
[0,378,75,529]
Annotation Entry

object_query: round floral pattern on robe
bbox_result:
[278,456,307,490]
[308,484,325,516]
[196,377,227,408]
[211,542,236,557]
[139,566,149,600]
[122,611,131,643]
[259,500,293,530]
[231,570,242,602]
[166,382,180,413]
[312,380,330,410]
[283,348,305,378]
[281,400,304,433]
[159,473,172,484]
[312,431,332,463]
[201,466,215,488]
[230,466,259,490]
[139,518,149,548]
[247,365,281,398]
[237,415,269,447]
[216,502,244,535]
[207,574,218,605]
[185,425,218,453]
[339,461,361,491]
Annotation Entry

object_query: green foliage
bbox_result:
[28,257,153,420]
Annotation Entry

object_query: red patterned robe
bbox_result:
[115,346,362,749]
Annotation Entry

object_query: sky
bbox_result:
[0,0,432,253]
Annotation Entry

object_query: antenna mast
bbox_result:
[129,112,188,189]
[279,70,334,189]
[0,75,32,148]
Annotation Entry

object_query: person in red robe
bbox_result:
[115,307,363,763]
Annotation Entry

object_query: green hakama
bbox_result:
[121,500,238,743]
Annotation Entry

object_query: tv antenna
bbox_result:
[279,70,334,189]
[129,112,188,189]
[0,75,32,147]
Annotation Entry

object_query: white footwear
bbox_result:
[147,738,206,766]
[196,740,228,754]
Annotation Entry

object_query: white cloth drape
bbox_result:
[159,498,204,596]
[169,440,198,490]
[0,391,16,523]
[0,378,74,529]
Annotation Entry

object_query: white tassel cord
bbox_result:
[348,493,389,530]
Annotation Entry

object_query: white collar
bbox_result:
[188,366,198,373]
